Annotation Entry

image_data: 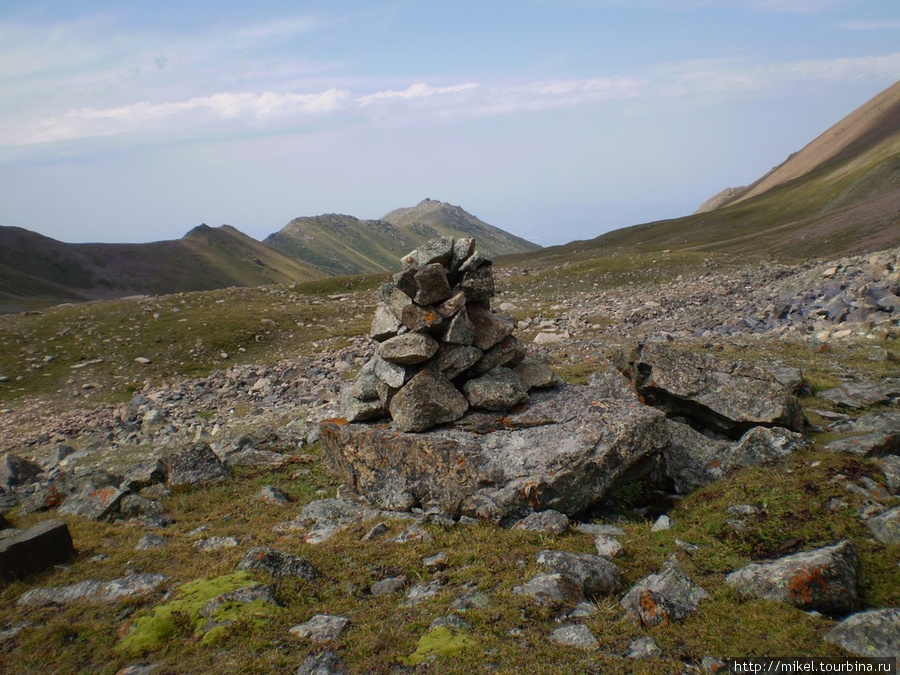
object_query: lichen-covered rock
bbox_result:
[289,614,350,643]
[549,623,598,650]
[378,333,440,365]
[724,540,859,615]
[536,549,625,598]
[321,385,670,519]
[512,510,569,535]
[165,442,229,487]
[866,506,900,544]
[462,367,529,411]
[19,573,168,607]
[0,453,43,488]
[388,369,469,432]
[513,573,583,606]
[824,608,900,657]
[619,342,807,438]
[237,547,319,581]
[620,563,708,627]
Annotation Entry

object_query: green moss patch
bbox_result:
[400,627,479,666]
[115,571,278,657]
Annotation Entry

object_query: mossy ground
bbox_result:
[1,253,899,673]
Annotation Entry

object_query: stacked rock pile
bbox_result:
[340,236,558,432]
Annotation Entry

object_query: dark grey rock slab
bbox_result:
[0,453,42,489]
[0,520,75,580]
[166,442,229,487]
[512,510,569,535]
[238,547,319,581]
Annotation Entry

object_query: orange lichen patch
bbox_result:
[638,591,669,628]
[788,565,830,605]
[519,481,542,508]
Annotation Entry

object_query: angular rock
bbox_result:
[825,410,900,457]
[238,547,319,581]
[400,303,443,332]
[512,573,583,606]
[296,651,349,675]
[166,442,229,487]
[621,564,708,627]
[401,236,454,268]
[0,453,43,488]
[460,265,495,302]
[724,540,859,615]
[468,336,525,377]
[436,291,467,319]
[18,573,168,606]
[378,333,440,366]
[434,344,483,381]
[536,549,625,598]
[594,535,624,559]
[819,381,894,409]
[372,354,408,389]
[135,533,168,550]
[514,359,561,390]
[549,624,598,650]
[625,636,662,658]
[256,486,290,506]
[340,389,385,423]
[0,520,75,581]
[866,506,900,544]
[467,304,515,351]
[441,307,476,345]
[274,497,380,544]
[321,385,670,518]
[881,455,900,493]
[451,237,475,272]
[664,422,806,494]
[620,342,807,438]
[388,369,469,433]
[824,608,900,658]
[462,367,529,411]
[289,614,350,643]
[58,471,127,521]
[369,304,402,341]
[512,510,569,535]
[413,263,453,305]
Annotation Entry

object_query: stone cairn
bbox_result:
[340,236,558,432]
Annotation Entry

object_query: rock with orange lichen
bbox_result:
[724,540,859,615]
[620,562,708,627]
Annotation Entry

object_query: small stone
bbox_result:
[621,564,708,627]
[295,651,349,675]
[625,636,662,658]
[135,533,168,550]
[594,535,623,558]
[289,614,350,643]
[549,624,598,650]
[512,510,569,535]
[256,486,290,506]
[650,515,672,531]
[134,357,151,365]
[237,547,318,581]
[371,576,407,596]
[513,573,583,606]
[422,552,448,570]
[193,536,239,552]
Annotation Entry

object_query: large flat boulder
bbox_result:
[321,384,670,519]
[618,343,807,438]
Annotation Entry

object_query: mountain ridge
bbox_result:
[263,198,541,276]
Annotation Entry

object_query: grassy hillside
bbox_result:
[0,225,323,313]
[510,84,900,266]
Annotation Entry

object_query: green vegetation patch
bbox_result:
[116,571,278,656]
[400,626,479,666]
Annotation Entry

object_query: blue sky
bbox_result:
[1,1,898,246]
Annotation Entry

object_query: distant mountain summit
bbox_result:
[264,199,540,276]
